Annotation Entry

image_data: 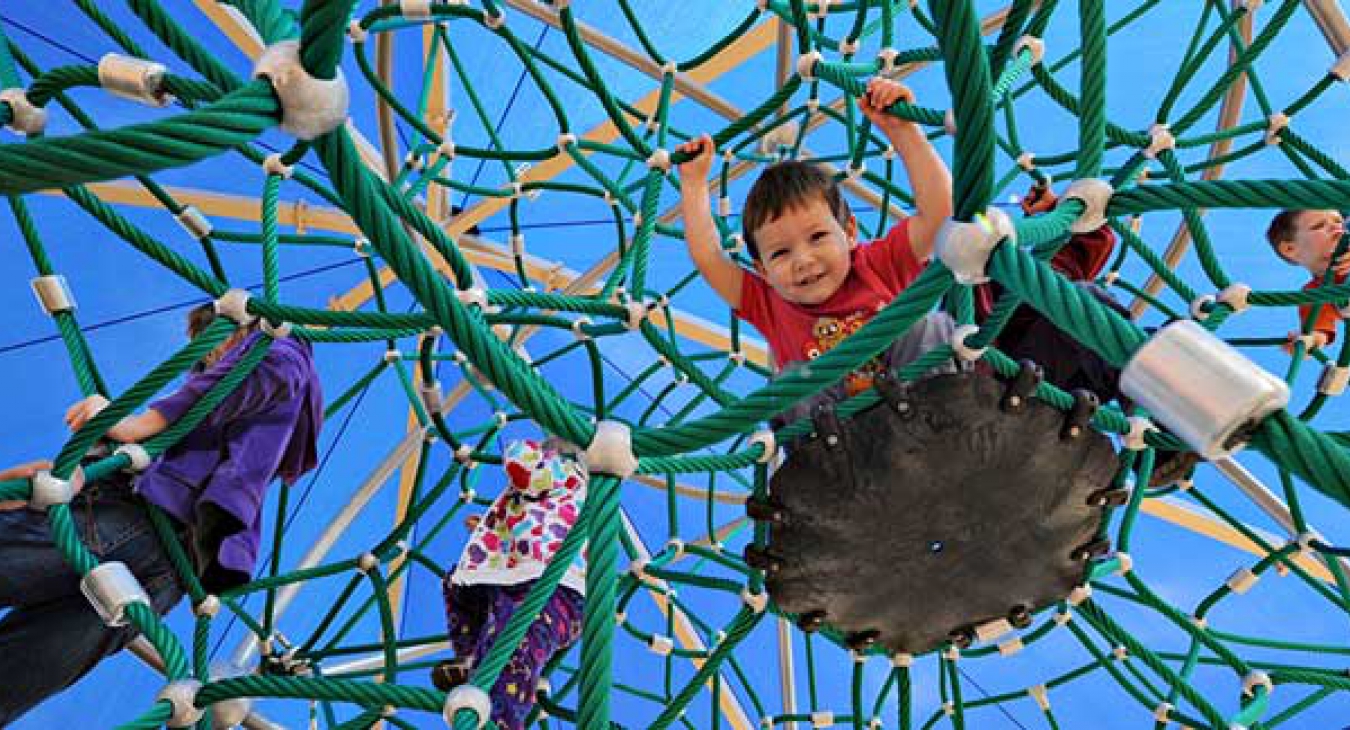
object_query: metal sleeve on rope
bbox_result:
[175,205,212,239]
[934,208,1016,285]
[157,680,204,728]
[583,420,638,477]
[30,275,76,315]
[253,40,350,140]
[442,685,492,728]
[98,54,172,107]
[29,468,82,511]
[0,89,47,135]
[115,443,153,472]
[80,561,151,626]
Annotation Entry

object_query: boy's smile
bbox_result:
[752,198,858,305]
[1280,209,1345,274]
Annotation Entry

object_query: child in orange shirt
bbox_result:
[1266,209,1349,351]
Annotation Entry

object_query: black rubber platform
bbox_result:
[754,370,1119,655]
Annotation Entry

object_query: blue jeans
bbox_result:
[0,475,184,726]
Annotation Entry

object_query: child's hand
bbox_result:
[1020,183,1058,216]
[858,78,916,136]
[65,394,110,432]
[1333,250,1350,279]
[0,460,53,483]
[676,134,716,184]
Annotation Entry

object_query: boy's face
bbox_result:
[752,197,857,305]
[1279,209,1344,274]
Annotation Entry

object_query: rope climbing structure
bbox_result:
[3,0,1350,727]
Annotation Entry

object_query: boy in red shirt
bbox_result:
[676,78,955,428]
[1266,209,1349,352]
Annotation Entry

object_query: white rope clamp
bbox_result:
[0,88,47,135]
[624,300,647,330]
[741,587,768,613]
[356,552,380,575]
[1265,112,1289,146]
[1242,671,1274,697]
[934,208,1017,285]
[1063,179,1113,234]
[1190,293,1216,321]
[1112,552,1133,576]
[175,205,213,239]
[1067,584,1093,606]
[998,638,1024,656]
[949,324,987,362]
[484,10,506,29]
[194,595,221,618]
[748,430,777,464]
[571,316,593,341]
[665,538,686,560]
[582,420,639,478]
[1123,416,1155,451]
[157,680,205,728]
[399,0,433,17]
[1331,49,1350,82]
[30,275,76,315]
[1016,151,1036,171]
[1217,283,1252,313]
[253,40,350,140]
[347,19,369,44]
[29,468,83,511]
[648,634,674,656]
[1144,123,1175,159]
[646,148,672,171]
[260,316,292,339]
[115,443,154,472]
[455,287,490,311]
[1318,363,1350,396]
[974,618,1012,643]
[98,54,172,107]
[839,38,860,56]
[81,561,151,626]
[1153,702,1173,723]
[1013,36,1045,66]
[262,153,294,178]
[810,711,835,728]
[1226,567,1259,595]
[1028,684,1050,710]
[796,51,824,80]
[442,684,492,728]
[214,289,257,326]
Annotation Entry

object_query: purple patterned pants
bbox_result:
[443,577,584,730]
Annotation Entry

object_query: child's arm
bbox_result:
[1022,184,1116,281]
[64,394,169,443]
[858,78,953,262]
[676,134,744,310]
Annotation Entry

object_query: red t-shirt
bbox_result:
[736,219,924,393]
[1301,272,1347,344]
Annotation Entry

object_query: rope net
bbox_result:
[2,0,1350,727]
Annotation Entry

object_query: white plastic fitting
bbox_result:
[950,323,987,362]
[624,300,647,330]
[98,54,172,107]
[1144,123,1175,159]
[648,634,674,656]
[1053,610,1073,626]
[259,317,292,339]
[0,88,47,135]
[1242,671,1274,697]
[1063,179,1113,234]
[974,618,1012,643]
[839,38,859,56]
[157,680,204,728]
[1122,415,1155,451]
[1190,293,1216,321]
[810,711,835,728]
[934,208,1017,285]
[1113,552,1133,576]
[796,51,824,80]
[1318,363,1349,396]
[400,0,433,18]
[1120,319,1290,459]
[483,11,506,30]
[194,594,221,618]
[455,287,490,311]
[741,587,768,614]
[253,40,350,140]
[1067,584,1093,606]
[356,552,379,574]
[1217,283,1252,313]
[998,638,1024,656]
[1111,646,1129,661]
[1028,684,1050,710]
[208,661,253,729]
[347,19,369,44]
[1266,112,1289,146]
[1013,35,1045,66]
[758,121,800,155]
[438,138,457,161]
[176,205,213,239]
[646,148,671,171]
[555,132,577,153]
[81,561,151,626]
[1226,567,1258,595]
[1153,702,1174,723]
[420,381,444,415]
[1331,49,1350,82]
[442,684,492,728]
[115,443,154,472]
[30,275,76,314]
[571,316,593,341]
[1016,151,1036,171]
[582,420,639,478]
[665,537,685,559]
[28,468,83,511]
[214,289,257,326]
[747,430,777,464]
[943,109,957,136]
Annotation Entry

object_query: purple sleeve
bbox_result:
[149,336,299,427]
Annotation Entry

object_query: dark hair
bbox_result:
[1265,209,1305,264]
[187,302,217,338]
[741,161,849,260]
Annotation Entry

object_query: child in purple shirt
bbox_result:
[0,303,322,724]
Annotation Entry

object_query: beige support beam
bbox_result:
[1142,498,1333,584]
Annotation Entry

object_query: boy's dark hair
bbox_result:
[1265,209,1304,263]
[187,302,217,338]
[741,161,849,260]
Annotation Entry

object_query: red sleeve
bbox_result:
[734,268,773,334]
[1050,224,1116,282]
[856,218,924,294]
[1300,279,1343,344]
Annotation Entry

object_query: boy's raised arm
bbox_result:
[858,78,953,262]
[676,134,744,310]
